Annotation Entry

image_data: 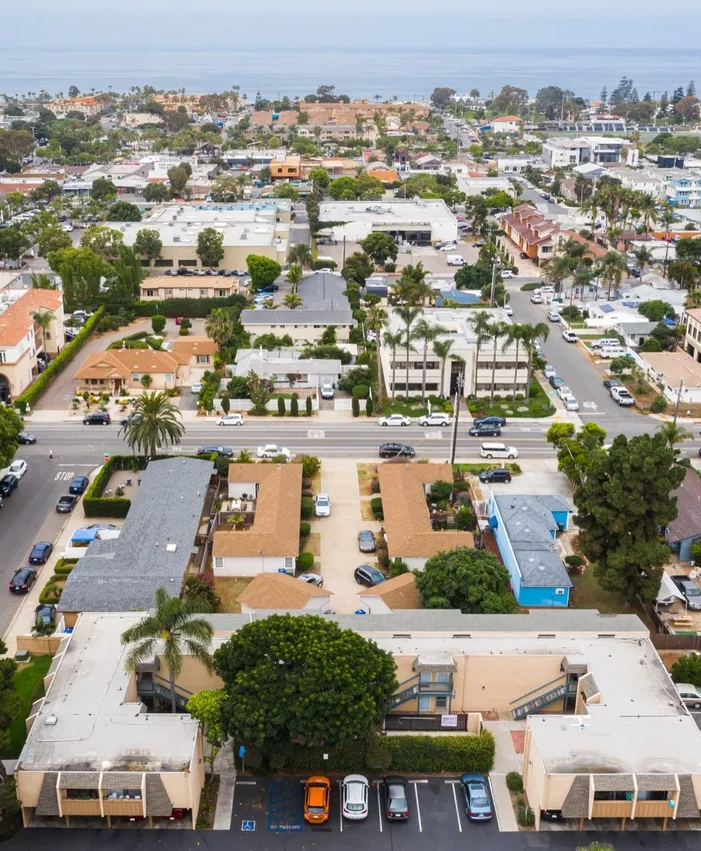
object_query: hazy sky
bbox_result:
[6,0,701,48]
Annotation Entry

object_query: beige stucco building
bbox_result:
[140,275,242,301]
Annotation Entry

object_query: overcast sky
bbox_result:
[5,1,701,48]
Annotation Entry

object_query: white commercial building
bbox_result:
[318,199,458,245]
[543,137,638,169]
[456,175,513,197]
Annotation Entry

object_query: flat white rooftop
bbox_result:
[319,198,456,225]
[19,613,199,773]
[145,201,290,226]
[117,220,287,249]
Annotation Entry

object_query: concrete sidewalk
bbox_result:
[483,719,523,833]
[212,742,237,830]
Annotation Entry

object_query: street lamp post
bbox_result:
[449,367,465,467]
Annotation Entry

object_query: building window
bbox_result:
[165,289,173,298]
[418,696,431,712]
[199,289,208,297]
[419,672,432,684]
[218,289,227,297]
[165,373,173,381]
[435,696,448,711]
[196,355,209,364]
[145,289,155,297]
[131,374,141,382]
[214,557,223,570]
[45,331,51,339]
[0,352,5,363]
[435,671,450,683]
[593,791,631,802]
[284,556,294,570]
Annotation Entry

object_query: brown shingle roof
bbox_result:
[358,572,422,609]
[212,463,302,558]
[73,349,179,380]
[169,336,218,364]
[667,467,701,543]
[237,572,330,609]
[0,289,62,348]
[378,463,474,559]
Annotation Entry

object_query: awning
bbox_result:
[657,572,685,604]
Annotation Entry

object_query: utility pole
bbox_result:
[489,260,498,307]
[449,367,465,466]
[673,379,685,426]
[342,235,346,267]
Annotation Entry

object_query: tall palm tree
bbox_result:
[204,307,234,347]
[395,262,431,306]
[287,244,312,270]
[485,320,507,404]
[433,338,455,398]
[383,330,404,402]
[121,588,214,713]
[656,421,693,451]
[413,318,447,404]
[501,323,528,404]
[659,206,677,278]
[632,245,654,277]
[521,322,550,401]
[598,251,629,300]
[470,311,492,391]
[395,306,421,397]
[638,194,659,234]
[541,255,573,295]
[366,304,388,404]
[31,309,54,349]
[286,263,303,291]
[283,292,303,309]
[120,391,185,457]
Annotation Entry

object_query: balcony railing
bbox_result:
[635,801,672,818]
[591,801,633,819]
[62,799,102,816]
[103,799,144,817]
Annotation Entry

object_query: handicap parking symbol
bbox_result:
[242,820,256,831]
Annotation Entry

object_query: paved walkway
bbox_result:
[314,459,381,613]
[212,741,237,830]
[483,720,523,833]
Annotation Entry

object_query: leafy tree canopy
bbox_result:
[360,232,398,266]
[106,201,142,222]
[0,406,23,470]
[246,254,282,289]
[637,299,674,322]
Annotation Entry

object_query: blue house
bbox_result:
[488,494,573,607]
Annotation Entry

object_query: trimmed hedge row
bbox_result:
[53,558,78,576]
[119,293,247,319]
[14,307,105,410]
[82,454,145,518]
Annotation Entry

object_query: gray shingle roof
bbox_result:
[58,458,213,614]
[242,307,354,325]
[298,272,349,307]
[494,494,572,589]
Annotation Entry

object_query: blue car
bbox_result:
[69,476,89,494]
[29,542,53,565]
[460,773,492,821]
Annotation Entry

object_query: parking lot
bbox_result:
[231,775,499,850]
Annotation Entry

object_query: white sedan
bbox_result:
[257,445,292,460]
[190,383,203,394]
[315,494,331,517]
[217,414,244,426]
[8,459,27,479]
[503,304,513,316]
[377,414,411,427]
[500,269,515,279]
[556,385,572,401]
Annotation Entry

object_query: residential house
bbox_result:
[57,458,214,626]
[456,175,513,197]
[236,572,332,614]
[543,136,638,169]
[270,156,302,181]
[501,204,564,264]
[639,350,701,404]
[46,95,101,116]
[232,348,342,389]
[166,337,218,383]
[357,572,422,614]
[73,349,182,394]
[0,289,65,404]
[379,307,527,397]
[413,154,442,170]
[666,467,701,561]
[497,156,542,174]
[212,463,302,576]
[378,463,474,571]
[664,170,701,208]
[488,493,573,607]
[241,272,355,344]
[489,116,523,134]
[139,276,241,300]
[617,321,659,349]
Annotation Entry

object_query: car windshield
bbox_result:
[687,585,701,596]
[317,497,329,506]
[388,791,407,810]
[346,802,364,811]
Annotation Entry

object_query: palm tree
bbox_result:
[366,304,388,404]
[121,588,214,713]
[501,323,528,404]
[656,422,693,450]
[638,194,659,234]
[470,311,492,391]
[521,322,550,401]
[659,206,677,278]
[541,255,573,295]
[204,307,234,347]
[383,329,404,402]
[287,244,312,269]
[395,306,421,398]
[598,251,629,300]
[30,272,56,290]
[283,292,303,309]
[31,309,54,349]
[119,391,185,457]
[413,318,447,404]
[485,320,507,404]
[433,338,455,398]
[633,245,654,277]
[395,262,432,306]
[286,263,303,291]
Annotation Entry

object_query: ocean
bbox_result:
[1,47,700,103]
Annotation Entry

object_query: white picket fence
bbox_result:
[212,397,319,412]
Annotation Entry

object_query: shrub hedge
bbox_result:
[300,496,314,519]
[14,307,105,410]
[53,558,78,576]
[299,522,311,538]
[123,293,246,319]
[297,552,315,571]
[370,496,384,520]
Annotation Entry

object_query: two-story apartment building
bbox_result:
[379,307,528,398]
[501,204,564,264]
[543,136,638,169]
[684,308,701,362]
[0,289,65,403]
[664,170,701,208]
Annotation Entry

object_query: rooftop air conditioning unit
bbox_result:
[173,235,181,242]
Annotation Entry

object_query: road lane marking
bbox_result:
[376,783,383,832]
[413,783,423,832]
[487,776,501,832]
[450,781,463,832]
[339,782,343,832]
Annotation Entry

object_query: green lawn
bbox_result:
[467,380,555,419]
[1,655,53,759]
[455,462,522,475]
[380,396,451,418]
[570,569,652,627]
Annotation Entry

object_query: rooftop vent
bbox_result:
[166,543,177,553]
[44,715,58,726]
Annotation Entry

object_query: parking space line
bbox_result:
[413,783,423,832]
[339,782,343,833]
[450,782,463,833]
[236,781,256,786]
[376,783,383,832]
[488,776,501,832]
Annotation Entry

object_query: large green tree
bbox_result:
[342,251,374,285]
[90,177,117,201]
[143,182,171,203]
[574,433,685,603]
[546,422,608,485]
[47,246,111,308]
[0,407,23,469]
[106,201,142,222]
[197,227,225,268]
[36,225,72,258]
[133,228,163,263]
[246,254,282,290]
[80,225,124,260]
[119,391,185,457]
[360,232,398,266]
[415,548,518,614]
[214,613,397,749]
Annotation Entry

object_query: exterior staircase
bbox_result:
[389,675,453,709]
[510,676,575,720]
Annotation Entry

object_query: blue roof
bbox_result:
[70,528,100,544]
[600,304,615,313]
[436,289,480,305]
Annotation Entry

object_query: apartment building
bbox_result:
[501,204,564,264]
[379,307,527,397]
[664,170,701,208]
[0,289,65,404]
[139,275,241,300]
[685,308,701,362]
[543,136,638,169]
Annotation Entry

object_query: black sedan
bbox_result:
[56,494,78,513]
[0,474,18,497]
[9,567,37,594]
[379,442,415,459]
[602,378,620,390]
[469,425,502,437]
[383,776,409,821]
[197,445,234,457]
[358,530,377,553]
[29,542,54,565]
[17,430,37,444]
[69,476,89,494]
[473,416,506,428]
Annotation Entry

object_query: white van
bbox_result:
[446,255,466,267]
[590,337,620,350]
[599,346,628,359]
[480,443,519,460]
